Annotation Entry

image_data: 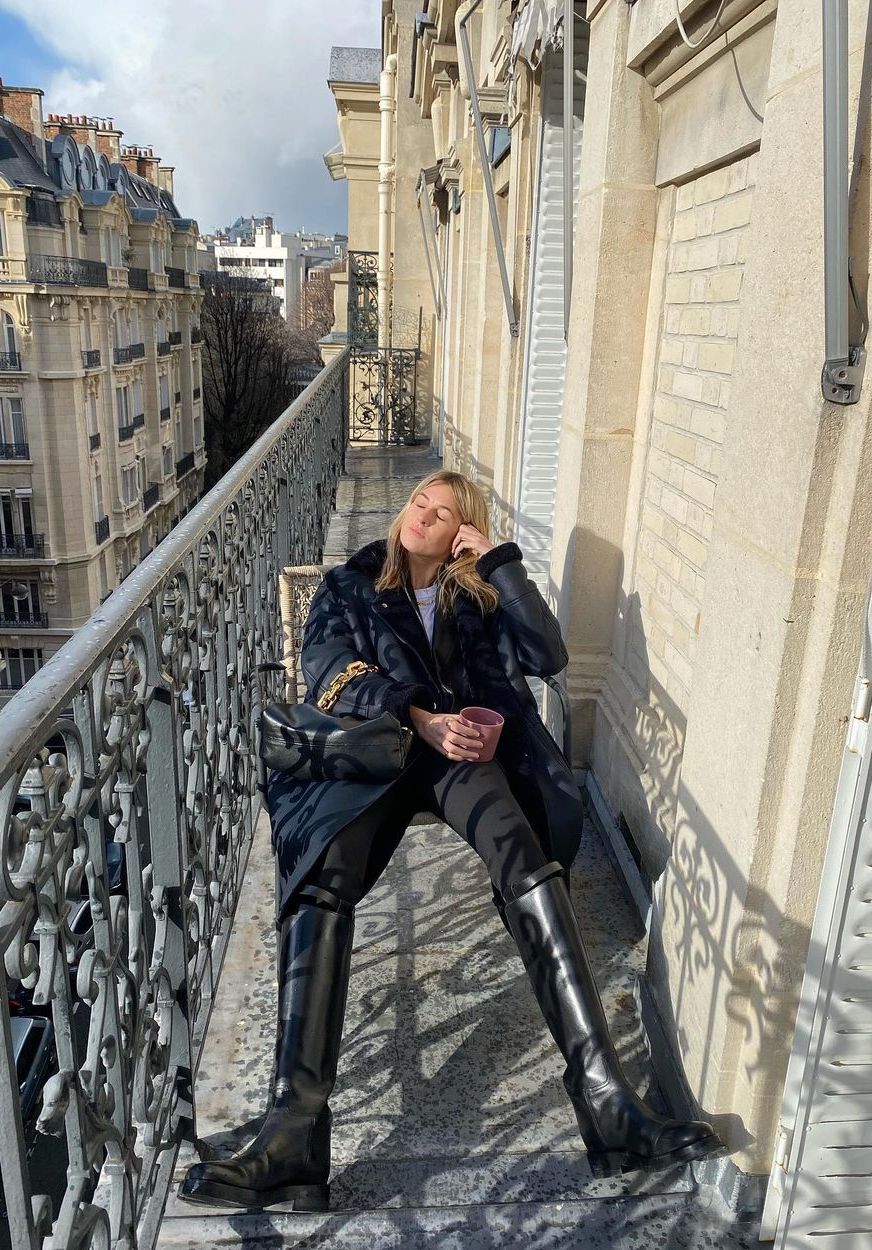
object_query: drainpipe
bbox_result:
[821,0,866,404]
[456,0,520,336]
[378,53,398,352]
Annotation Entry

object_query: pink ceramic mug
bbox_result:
[458,706,505,762]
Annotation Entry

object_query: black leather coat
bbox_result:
[267,539,584,922]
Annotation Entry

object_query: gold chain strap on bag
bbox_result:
[316,660,380,712]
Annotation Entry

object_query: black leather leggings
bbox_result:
[307,750,550,907]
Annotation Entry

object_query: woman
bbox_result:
[179,470,720,1212]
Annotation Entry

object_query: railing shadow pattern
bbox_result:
[0,349,349,1249]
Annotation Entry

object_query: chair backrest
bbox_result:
[278,564,328,703]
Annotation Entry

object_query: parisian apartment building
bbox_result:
[209,215,347,324]
[0,81,205,699]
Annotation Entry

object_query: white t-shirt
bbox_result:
[414,583,438,644]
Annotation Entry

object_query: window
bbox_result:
[81,305,93,351]
[0,580,40,624]
[0,491,33,545]
[136,456,146,495]
[0,210,6,254]
[113,311,128,349]
[92,471,104,522]
[115,387,130,431]
[121,464,138,506]
[129,306,140,343]
[159,373,170,409]
[3,312,16,356]
[87,391,99,438]
[0,647,44,690]
[131,379,143,419]
[0,397,26,446]
[193,412,203,451]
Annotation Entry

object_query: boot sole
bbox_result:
[177,1176,329,1212]
[586,1132,724,1178]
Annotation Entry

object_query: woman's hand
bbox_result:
[452,524,494,561]
[408,707,483,761]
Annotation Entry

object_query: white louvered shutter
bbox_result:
[513,31,585,597]
[762,586,872,1248]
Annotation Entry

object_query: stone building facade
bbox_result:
[0,85,205,698]
[327,0,872,1229]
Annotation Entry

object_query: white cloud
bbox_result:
[2,0,380,233]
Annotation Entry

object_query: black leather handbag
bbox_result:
[260,660,415,782]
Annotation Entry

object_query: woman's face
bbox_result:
[399,481,461,562]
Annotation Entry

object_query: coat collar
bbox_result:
[345,539,388,580]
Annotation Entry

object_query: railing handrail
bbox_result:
[0,345,350,779]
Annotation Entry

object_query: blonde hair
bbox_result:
[375,470,500,615]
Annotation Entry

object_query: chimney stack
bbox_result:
[121,144,160,186]
[0,82,46,162]
[158,166,175,198]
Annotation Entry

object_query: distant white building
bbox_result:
[213,216,346,324]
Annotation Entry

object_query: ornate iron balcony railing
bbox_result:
[0,348,348,1249]
[160,406,171,422]
[169,330,183,346]
[28,255,108,287]
[175,450,195,479]
[129,342,146,360]
[0,610,49,628]
[190,326,203,344]
[117,422,135,442]
[127,267,149,291]
[94,514,110,544]
[132,412,145,430]
[0,350,21,371]
[143,483,160,512]
[165,266,185,289]
[89,432,101,451]
[113,346,133,365]
[0,532,45,557]
[157,340,171,357]
[0,441,29,459]
[82,348,101,369]
[193,386,201,400]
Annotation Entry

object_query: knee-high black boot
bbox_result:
[178,886,354,1211]
[504,862,722,1175]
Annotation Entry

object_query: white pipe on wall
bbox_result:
[378,53,398,352]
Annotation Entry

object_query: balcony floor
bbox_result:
[160,446,757,1248]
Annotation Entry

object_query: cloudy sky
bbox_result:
[0,0,381,234]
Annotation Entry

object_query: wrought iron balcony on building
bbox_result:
[160,406,171,422]
[0,441,29,460]
[190,326,203,344]
[127,266,149,291]
[0,351,21,371]
[169,329,183,346]
[0,610,48,629]
[193,386,201,400]
[175,450,195,479]
[129,342,146,360]
[26,197,63,228]
[175,389,182,403]
[113,346,133,365]
[28,255,108,287]
[89,432,101,452]
[82,348,101,369]
[132,412,145,431]
[157,340,171,357]
[94,514,110,545]
[117,423,135,443]
[143,482,160,512]
[0,350,348,1249]
[0,532,46,558]
[165,266,185,289]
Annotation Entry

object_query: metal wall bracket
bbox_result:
[822,344,867,405]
